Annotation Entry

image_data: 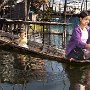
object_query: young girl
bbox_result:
[65,10,90,60]
[17,30,28,48]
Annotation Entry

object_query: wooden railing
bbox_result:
[0,18,72,48]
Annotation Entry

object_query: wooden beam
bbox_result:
[25,0,28,21]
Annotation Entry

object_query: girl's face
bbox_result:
[80,16,90,26]
[20,32,26,38]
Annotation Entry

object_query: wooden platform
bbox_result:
[0,35,90,65]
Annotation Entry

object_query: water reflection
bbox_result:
[63,64,90,90]
[13,53,31,70]
[74,66,90,90]
[0,50,70,90]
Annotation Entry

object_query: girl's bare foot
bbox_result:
[69,58,75,61]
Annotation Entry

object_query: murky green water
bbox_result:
[0,17,90,90]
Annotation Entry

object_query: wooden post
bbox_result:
[63,0,67,48]
[59,3,61,12]
[25,0,28,21]
[24,0,28,39]
[81,0,84,11]
[42,4,45,44]
[86,0,87,10]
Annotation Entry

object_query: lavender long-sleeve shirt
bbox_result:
[65,25,90,56]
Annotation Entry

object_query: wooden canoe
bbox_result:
[0,37,90,65]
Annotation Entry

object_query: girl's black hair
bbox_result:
[79,10,89,18]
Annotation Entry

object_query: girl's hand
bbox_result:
[86,44,90,48]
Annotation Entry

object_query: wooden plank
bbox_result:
[1,19,71,25]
